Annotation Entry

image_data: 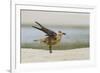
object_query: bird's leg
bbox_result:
[49,45,52,53]
[48,37,52,53]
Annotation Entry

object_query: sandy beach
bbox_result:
[21,48,89,63]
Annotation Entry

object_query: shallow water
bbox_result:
[21,26,89,49]
[21,27,89,43]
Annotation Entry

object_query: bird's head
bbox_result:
[58,31,66,36]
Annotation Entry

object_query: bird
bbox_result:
[32,21,66,53]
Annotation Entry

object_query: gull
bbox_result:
[32,21,66,53]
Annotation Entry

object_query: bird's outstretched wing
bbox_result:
[32,21,57,37]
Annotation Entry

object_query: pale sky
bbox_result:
[21,10,90,26]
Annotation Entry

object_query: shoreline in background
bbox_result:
[21,24,89,28]
[21,42,89,50]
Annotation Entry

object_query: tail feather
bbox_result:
[33,40,38,41]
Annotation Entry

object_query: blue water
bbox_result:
[21,26,89,44]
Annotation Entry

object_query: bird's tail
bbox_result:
[33,40,39,41]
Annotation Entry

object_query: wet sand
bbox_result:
[21,48,89,63]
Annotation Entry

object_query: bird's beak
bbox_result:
[63,33,66,35]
